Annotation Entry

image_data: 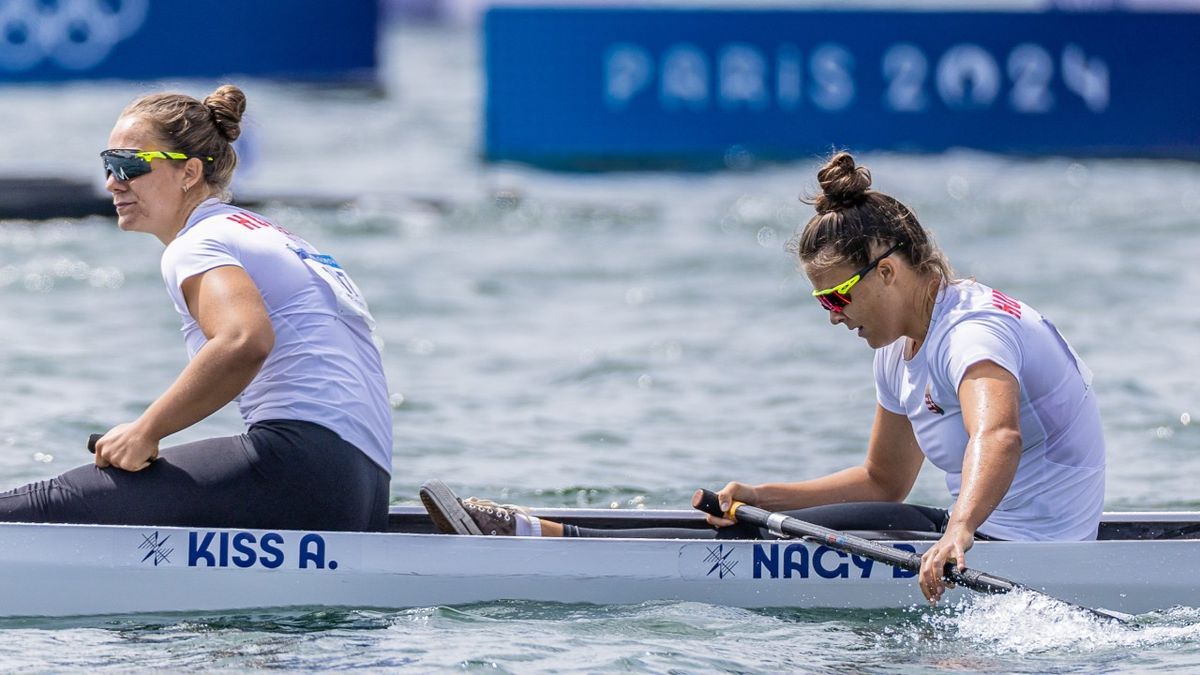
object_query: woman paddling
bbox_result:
[0,85,392,531]
[420,151,1106,604]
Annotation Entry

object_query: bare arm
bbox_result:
[919,359,1023,602]
[94,265,274,470]
[706,404,925,522]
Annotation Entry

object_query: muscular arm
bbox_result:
[94,265,274,470]
[944,360,1023,533]
[708,405,925,520]
[919,359,1023,602]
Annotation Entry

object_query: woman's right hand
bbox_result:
[93,422,159,472]
[696,481,760,527]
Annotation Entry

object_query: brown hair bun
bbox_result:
[813,151,872,214]
[203,84,247,142]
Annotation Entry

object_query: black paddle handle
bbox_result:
[693,488,723,517]
[694,489,923,570]
[87,433,101,454]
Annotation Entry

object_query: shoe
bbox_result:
[419,479,530,536]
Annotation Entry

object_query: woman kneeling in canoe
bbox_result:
[421,151,1106,603]
[0,85,392,531]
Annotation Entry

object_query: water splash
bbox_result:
[896,591,1200,656]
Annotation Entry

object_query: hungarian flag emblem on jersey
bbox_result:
[924,383,945,415]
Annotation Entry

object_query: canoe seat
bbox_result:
[1097,520,1200,540]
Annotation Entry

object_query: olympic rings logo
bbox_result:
[0,0,148,72]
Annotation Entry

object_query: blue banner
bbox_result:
[485,8,1200,168]
[0,0,377,83]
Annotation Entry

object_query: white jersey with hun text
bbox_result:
[874,280,1104,541]
[160,199,393,474]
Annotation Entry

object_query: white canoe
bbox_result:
[0,508,1195,617]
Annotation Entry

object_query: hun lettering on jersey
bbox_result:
[991,289,1022,318]
[989,286,1093,388]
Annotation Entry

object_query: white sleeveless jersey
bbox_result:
[874,280,1104,541]
[160,199,393,474]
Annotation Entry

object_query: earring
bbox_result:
[182,184,189,193]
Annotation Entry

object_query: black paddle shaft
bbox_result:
[694,489,1129,622]
[87,434,101,454]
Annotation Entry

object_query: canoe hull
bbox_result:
[0,515,1193,617]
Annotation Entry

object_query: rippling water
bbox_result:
[2,20,1199,673]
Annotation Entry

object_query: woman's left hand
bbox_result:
[918,522,976,604]
[93,422,159,471]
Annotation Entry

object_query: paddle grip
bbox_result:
[694,489,727,519]
[87,434,101,454]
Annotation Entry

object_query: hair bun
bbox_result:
[813,151,872,214]
[203,84,247,142]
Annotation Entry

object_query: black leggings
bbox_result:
[563,502,951,539]
[0,419,390,531]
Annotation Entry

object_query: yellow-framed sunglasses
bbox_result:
[101,149,214,182]
[812,241,905,312]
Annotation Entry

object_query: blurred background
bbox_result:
[1,0,1199,669]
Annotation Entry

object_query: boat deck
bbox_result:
[382,507,1200,541]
